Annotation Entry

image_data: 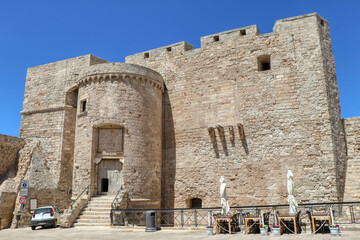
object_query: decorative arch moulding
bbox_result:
[77,72,164,92]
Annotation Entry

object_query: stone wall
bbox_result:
[1,13,352,228]
[318,16,348,202]
[72,63,163,205]
[0,134,25,182]
[343,117,360,201]
[126,13,344,208]
[4,55,108,228]
[0,134,24,229]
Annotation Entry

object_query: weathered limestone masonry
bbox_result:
[343,117,360,201]
[0,134,25,229]
[0,13,359,229]
[8,55,109,227]
[126,13,348,208]
[72,63,163,207]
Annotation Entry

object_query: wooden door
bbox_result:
[97,159,122,195]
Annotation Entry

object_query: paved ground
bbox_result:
[0,226,356,239]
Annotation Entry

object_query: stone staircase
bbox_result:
[74,195,114,226]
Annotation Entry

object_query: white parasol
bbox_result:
[219,176,230,216]
[287,170,298,215]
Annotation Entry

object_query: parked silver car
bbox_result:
[31,206,61,230]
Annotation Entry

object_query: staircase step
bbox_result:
[79,211,111,216]
[78,215,110,219]
[87,203,111,208]
[84,207,112,212]
[74,222,111,226]
[74,195,116,227]
[76,218,110,223]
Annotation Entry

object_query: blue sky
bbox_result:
[0,0,359,137]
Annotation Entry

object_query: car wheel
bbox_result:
[53,220,57,228]
[31,226,36,230]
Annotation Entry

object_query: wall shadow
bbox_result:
[213,141,220,158]
[161,89,176,210]
[221,140,229,156]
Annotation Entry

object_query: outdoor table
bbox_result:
[278,215,298,234]
[215,217,232,234]
[244,216,260,234]
[311,214,331,234]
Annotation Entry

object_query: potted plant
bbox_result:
[260,225,268,235]
[329,224,340,235]
[206,225,214,235]
[272,224,281,235]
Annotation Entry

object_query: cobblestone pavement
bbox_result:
[0,226,357,240]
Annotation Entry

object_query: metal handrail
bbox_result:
[110,202,360,227]
[111,201,360,212]
[70,185,89,210]
[111,186,123,209]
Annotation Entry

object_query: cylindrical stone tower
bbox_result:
[71,63,163,208]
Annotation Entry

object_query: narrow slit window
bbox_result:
[81,99,87,112]
[320,19,324,26]
[257,55,271,71]
[144,52,149,59]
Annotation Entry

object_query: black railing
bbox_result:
[70,185,89,210]
[111,186,123,209]
[111,201,360,227]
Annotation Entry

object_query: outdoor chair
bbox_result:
[213,213,229,234]
[306,210,330,234]
[276,210,300,234]
[263,211,271,226]
[230,213,241,232]
[243,210,268,234]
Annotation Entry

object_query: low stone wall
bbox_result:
[60,197,89,228]
[0,134,25,230]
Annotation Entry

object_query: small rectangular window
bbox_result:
[144,52,149,59]
[166,47,172,52]
[257,55,271,71]
[81,100,87,112]
[213,35,219,42]
[240,29,246,36]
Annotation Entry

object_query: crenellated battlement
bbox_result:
[200,25,260,47]
[126,13,328,63]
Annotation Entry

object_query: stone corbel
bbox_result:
[237,123,245,140]
[216,125,225,142]
[207,127,216,143]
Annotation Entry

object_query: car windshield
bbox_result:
[35,208,52,214]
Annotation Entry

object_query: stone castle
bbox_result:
[0,13,359,229]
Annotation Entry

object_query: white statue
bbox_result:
[287,170,298,215]
[219,176,230,216]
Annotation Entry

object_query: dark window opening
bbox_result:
[101,178,109,192]
[190,198,202,208]
[320,19,324,26]
[240,29,246,36]
[213,35,219,42]
[81,100,87,112]
[166,47,172,52]
[144,52,149,59]
[257,55,271,71]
